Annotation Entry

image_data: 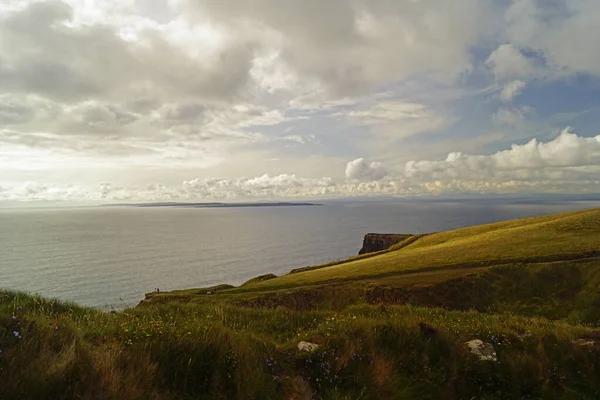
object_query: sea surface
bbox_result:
[1,199,599,309]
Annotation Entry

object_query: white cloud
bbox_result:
[182,174,335,199]
[345,158,387,181]
[277,134,316,145]
[500,80,526,102]
[340,101,431,125]
[405,128,600,183]
[485,44,537,80]
[333,100,449,141]
[505,0,600,78]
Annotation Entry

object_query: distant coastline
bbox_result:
[100,201,322,208]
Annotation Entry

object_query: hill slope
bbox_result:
[246,208,600,289]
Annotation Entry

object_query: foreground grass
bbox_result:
[2,290,600,400]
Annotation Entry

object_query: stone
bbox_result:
[465,339,498,362]
[573,339,599,347]
[297,341,319,352]
[516,330,533,342]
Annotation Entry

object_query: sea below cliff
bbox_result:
[2,198,600,309]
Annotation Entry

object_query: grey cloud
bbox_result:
[164,103,204,122]
[0,130,66,149]
[0,1,257,103]
[126,96,161,113]
[186,0,498,98]
[492,106,532,126]
[154,102,205,129]
[58,102,139,135]
[79,103,137,126]
[0,100,35,124]
[484,0,600,83]
[0,95,60,127]
[0,2,126,101]
[345,158,387,181]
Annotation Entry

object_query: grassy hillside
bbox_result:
[3,208,600,399]
[244,208,600,289]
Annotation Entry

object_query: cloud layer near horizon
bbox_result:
[3,129,600,203]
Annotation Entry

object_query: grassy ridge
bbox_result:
[243,208,600,290]
[3,208,600,399]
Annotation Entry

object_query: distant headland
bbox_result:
[99,201,322,208]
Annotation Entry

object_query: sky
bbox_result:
[1,0,600,204]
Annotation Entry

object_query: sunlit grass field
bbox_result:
[243,208,600,289]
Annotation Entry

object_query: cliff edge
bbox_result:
[358,233,412,254]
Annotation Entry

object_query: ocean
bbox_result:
[1,199,599,309]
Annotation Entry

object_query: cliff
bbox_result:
[358,233,412,254]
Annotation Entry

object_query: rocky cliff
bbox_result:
[358,233,412,255]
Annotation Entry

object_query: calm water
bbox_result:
[1,200,599,309]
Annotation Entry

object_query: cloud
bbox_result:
[182,174,336,199]
[405,128,600,183]
[505,0,600,78]
[333,100,449,141]
[185,0,497,98]
[277,135,316,145]
[4,128,600,203]
[1,1,600,204]
[485,44,537,80]
[340,101,431,125]
[0,1,256,103]
[492,106,532,126]
[345,158,387,181]
[0,98,35,124]
[500,80,526,102]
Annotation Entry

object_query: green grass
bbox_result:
[2,290,600,400]
[3,208,600,399]
[245,208,600,290]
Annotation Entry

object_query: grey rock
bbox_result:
[465,339,498,362]
[297,341,319,352]
[573,339,599,347]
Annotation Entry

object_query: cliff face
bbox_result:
[359,233,411,255]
